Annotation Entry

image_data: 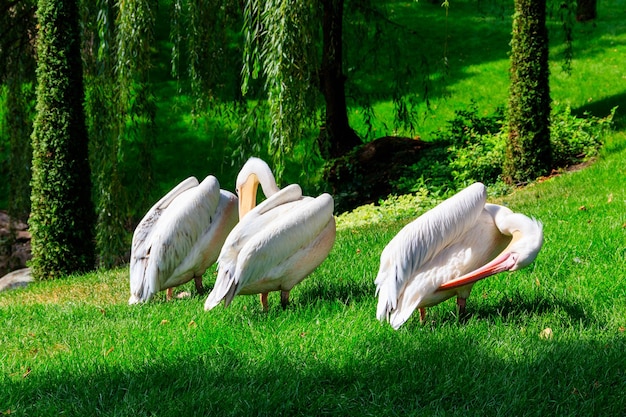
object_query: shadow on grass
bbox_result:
[296,275,376,307]
[471,289,591,321]
[395,287,597,331]
[573,92,626,129]
[4,323,625,415]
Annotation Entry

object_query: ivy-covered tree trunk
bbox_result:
[29,0,95,279]
[319,0,361,159]
[504,0,552,185]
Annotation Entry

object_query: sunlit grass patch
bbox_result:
[0,268,129,308]
[335,190,437,231]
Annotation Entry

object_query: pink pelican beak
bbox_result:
[437,250,518,291]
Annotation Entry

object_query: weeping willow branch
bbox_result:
[82,0,127,268]
[242,0,320,178]
[116,0,156,218]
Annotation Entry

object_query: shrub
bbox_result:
[392,103,614,198]
[550,104,616,167]
[448,130,507,187]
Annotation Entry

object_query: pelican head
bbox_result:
[439,207,544,291]
[236,157,280,219]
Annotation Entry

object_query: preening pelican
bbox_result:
[375,182,543,329]
[204,157,336,311]
[129,175,238,304]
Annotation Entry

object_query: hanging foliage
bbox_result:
[0,0,37,223]
[116,0,157,221]
[6,78,35,224]
[170,0,242,109]
[242,0,320,178]
[82,0,129,268]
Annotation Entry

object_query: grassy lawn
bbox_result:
[2,0,626,415]
[1,132,624,415]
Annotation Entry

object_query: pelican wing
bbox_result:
[234,193,334,292]
[130,177,199,299]
[163,189,238,288]
[204,187,335,310]
[130,176,230,303]
[375,182,487,323]
[131,177,199,258]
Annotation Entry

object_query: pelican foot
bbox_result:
[456,297,470,322]
[176,291,192,299]
[419,307,427,324]
[260,293,269,312]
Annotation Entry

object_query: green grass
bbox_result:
[2,131,625,416]
[2,1,626,414]
[346,0,626,141]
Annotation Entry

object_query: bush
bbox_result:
[392,103,614,198]
[550,104,616,167]
[448,130,507,187]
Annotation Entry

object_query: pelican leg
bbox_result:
[457,297,467,316]
[166,287,173,301]
[260,293,269,311]
[280,290,290,310]
[194,276,204,294]
[419,307,427,323]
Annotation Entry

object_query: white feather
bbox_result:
[375,182,543,329]
[204,159,336,310]
[129,175,238,303]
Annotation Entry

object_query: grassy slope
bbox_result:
[1,0,625,415]
[2,0,625,206]
[1,132,624,416]
[349,0,626,140]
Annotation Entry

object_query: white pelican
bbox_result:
[204,157,336,311]
[375,182,543,329]
[129,175,238,304]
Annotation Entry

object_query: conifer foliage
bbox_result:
[29,0,95,279]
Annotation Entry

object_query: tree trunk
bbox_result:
[576,0,597,22]
[319,0,361,159]
[29,0,95,279]
[504,0,552,185]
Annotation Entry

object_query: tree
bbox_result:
[5,77,35,223]
[29,0,95,279]
[504,0,552,185]
[241,0,391,169]
[78,0,156,268]
[241,0,322,176]
[115,0,156,215]
[318,0,361,159]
